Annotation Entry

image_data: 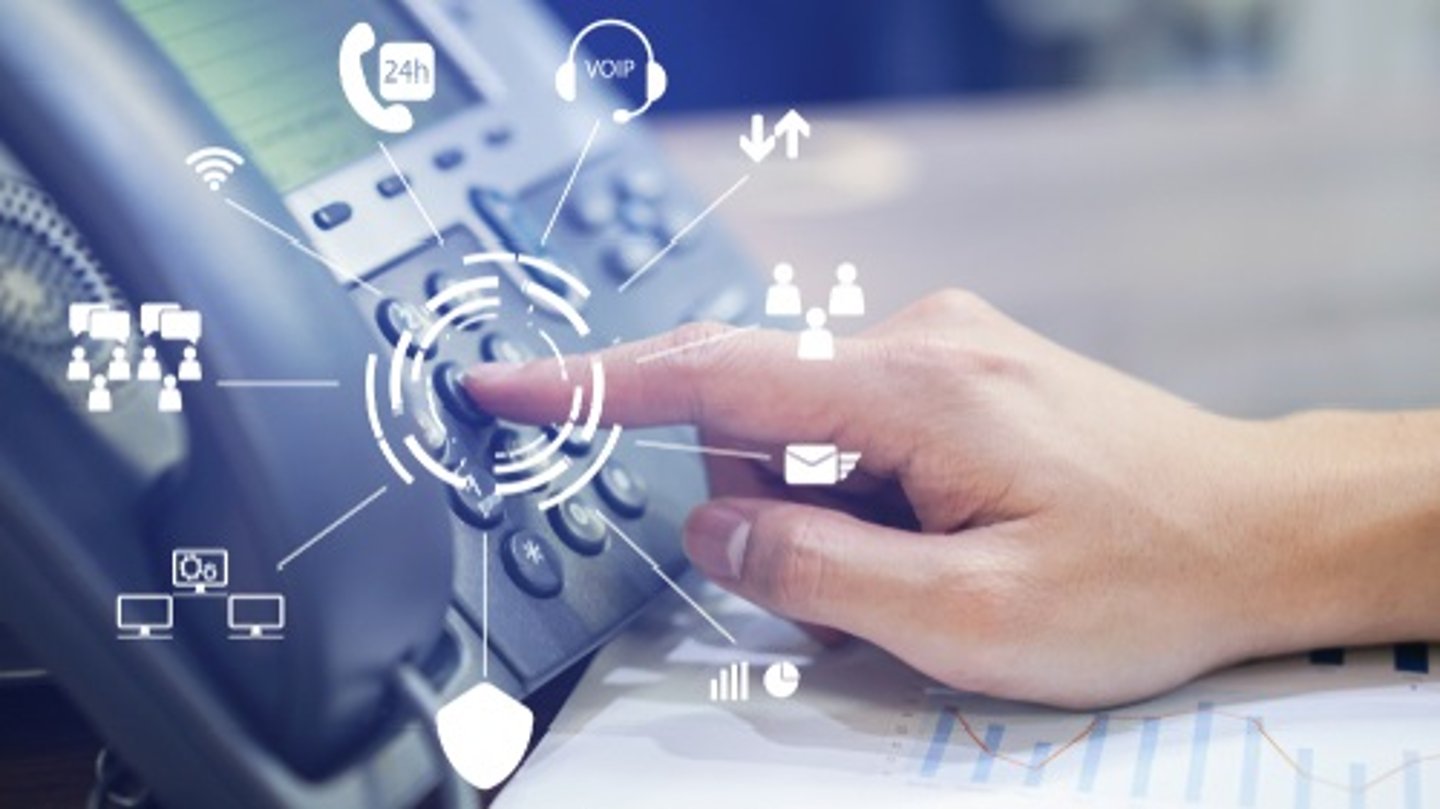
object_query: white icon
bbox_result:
[137,346,162,381]
[709,661,751,702]
[158,375,184,413]
[740,109,811,163]
[184,147,245,192]
[435,681,535,790]
[784,443,861,486]
[68,303,203,415]
[521,537,545,566]
[828,262,865,317]
[178,345,203,381]
[227,594,286,640]
[763,661,802,699]
[764,263,802,317]
[86,309,133,343]
[172,548,228,595]
[67,346,91,381]
[106,346,131,381]
[556,19,667,124]
[340,22,432,134]
[797,308,834,361]
[157,309,202,343]
[68,302,109,337]
[140,303,182,336]
[115,594,173,640]
[87,376,112,413]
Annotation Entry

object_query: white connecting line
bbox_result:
[215,379,341,389]
[540,118,602,248]
[377,141,444,247]
[594,510,737,645]
[223,198,385,299]
[617,173,752,293]
[633,323,758,365]
[276,485,389,571]
[634,438,772,463]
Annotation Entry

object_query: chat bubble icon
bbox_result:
[158,309,202,343]
[68,303,110,337]
[140,303,182,336]
[88,310,133,342]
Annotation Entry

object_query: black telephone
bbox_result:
[0,1,760,805]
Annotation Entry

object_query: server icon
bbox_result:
[709,661,751,702]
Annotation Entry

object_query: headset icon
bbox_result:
[554,19,668,125]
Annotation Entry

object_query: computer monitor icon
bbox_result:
[116,594,173,640]
[172,548,228,595]
[227,594,285,640]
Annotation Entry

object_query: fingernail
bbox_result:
[684,505,750,582]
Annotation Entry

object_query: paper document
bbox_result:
[498,582,1438,808]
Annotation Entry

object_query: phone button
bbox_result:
[596,461,647,518]
[376,174,408,198]
[433,148,465,171]
[604,236,661,282]
[312,202,353,230]
[376,300,438,358]
[435,362,494,427]
[559,427,593,457]
[426,271,492,322]
[568,190,616,232]
[481,333,537,365]
[549,497,608,556]
[488,426,544,481]
[451,482,505,530]
[615,170,666,202]
[502,530,563,598]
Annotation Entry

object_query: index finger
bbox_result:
[463,322,887,453]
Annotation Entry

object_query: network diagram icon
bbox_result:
[172,547,228,595]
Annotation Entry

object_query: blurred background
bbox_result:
[548,0,1440,108]
[548,0,1440,418]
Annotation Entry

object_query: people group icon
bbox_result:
[764,261,866,360]
[66,302,204,414]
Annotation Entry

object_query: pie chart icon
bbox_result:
[762,661,801,699]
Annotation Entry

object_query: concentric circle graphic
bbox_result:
[365,252,620,512]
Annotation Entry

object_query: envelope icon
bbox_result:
[784,443,861,486]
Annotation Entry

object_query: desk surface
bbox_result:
[7,91,1440,806]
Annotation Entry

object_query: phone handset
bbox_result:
[339,22,414,134]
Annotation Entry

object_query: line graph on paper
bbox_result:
[881,644,1439,807]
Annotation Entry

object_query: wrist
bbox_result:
[1237,410,1440,654]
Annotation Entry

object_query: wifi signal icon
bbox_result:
[185,146,245,191]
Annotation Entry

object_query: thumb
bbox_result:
[682,497,945,640]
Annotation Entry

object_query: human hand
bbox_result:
[464,290,1440,708]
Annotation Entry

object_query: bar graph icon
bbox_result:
[709,661,751,702]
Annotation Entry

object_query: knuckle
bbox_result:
[910,288,990,320]
[932,550,1036,686]
[749,508,832,614]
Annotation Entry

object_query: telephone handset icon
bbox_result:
[339,22,415,134]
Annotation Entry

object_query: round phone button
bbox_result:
[502,531,563,598]
[596,460,647,518]
[549,496,607,555]
[435,362,494,428]
[376,299,437,358]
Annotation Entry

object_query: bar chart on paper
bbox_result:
[500,590,1439,809]
[893,645,1438,807]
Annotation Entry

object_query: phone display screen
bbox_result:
[121,0,479,192]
